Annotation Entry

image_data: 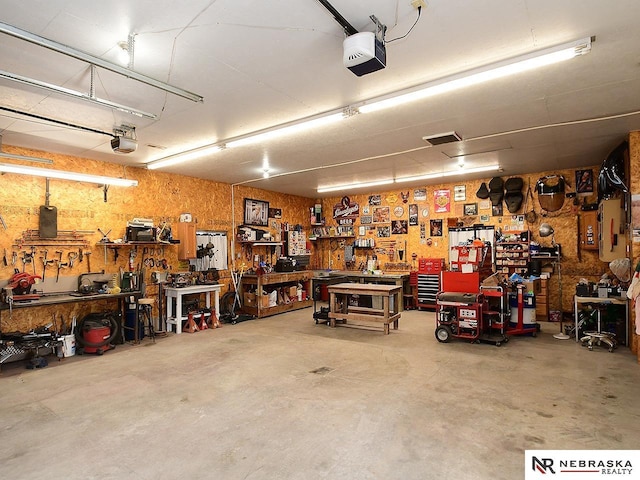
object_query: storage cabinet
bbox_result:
[177,222,197,260]
[599,198,626,262]
[579,210,598,251]
[240,271,313,318]
[536,277,549,321]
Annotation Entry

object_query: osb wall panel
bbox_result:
[231,185,315,269]
[628,131,639,357]
[0,145,243,332]
[317,165,611,315]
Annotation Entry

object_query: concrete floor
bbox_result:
[1,308,639,480]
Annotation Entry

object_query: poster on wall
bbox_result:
[464,203,478,216]
[632,194,640,242]
[414,188,427,201]
[373,206,390,223]
[377,225,391,238]
[333,196,359,223]
[268,208,282,219]
[244,198,269,226]
[575,169,594,195]
[409,204,418,226]
[454,185,466,201]
[434,189,451,213]
[360,215,373,224]
[392,220,408,234]
[492,203,503,216]
[430,219,443,236]
[368,195,381,206]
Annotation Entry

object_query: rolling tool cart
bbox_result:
[479,284,509,346]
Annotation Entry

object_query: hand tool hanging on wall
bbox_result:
[11,251,17,266]
[55,259,68,282]
[40,249,55,281]
[22,251,33,273]
[84,251,91,273]
[112,247,119,264]
[30,246,36,274]
[2,249,7,266]
[78,248,83,263]
[68,251,78,268]
[55,251,65,282]
[39,178,58,238]
[0,211,7,230]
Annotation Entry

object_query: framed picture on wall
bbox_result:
[244,198,269,226]
[464,203,478,216]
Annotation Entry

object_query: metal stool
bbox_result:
[138,298,156,343]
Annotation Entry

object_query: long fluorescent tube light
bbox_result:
[395,164,501,183]
[226,113,345,148]
[359,37,592,113]
[146,145,223,170]
[0,21,203,103]
[317,179,394,193]
[0,163,138,186]
[0,151,53,164]
[0,69,157,119]
[147,111,345,169]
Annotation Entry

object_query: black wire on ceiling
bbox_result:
[0,106,116,138]
[386,6,422,43]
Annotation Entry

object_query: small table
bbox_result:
[573,295,628,344]
[164,284,222,334]
[327,283,402,334]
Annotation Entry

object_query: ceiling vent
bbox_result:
[422,131,462,146]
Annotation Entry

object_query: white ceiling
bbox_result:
[1,0,639,198]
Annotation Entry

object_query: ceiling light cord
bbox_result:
[386,6,421,44]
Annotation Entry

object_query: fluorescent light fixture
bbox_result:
[0,151,53,164]
[317,178,394,193]
[0,69,158,119]
[146,144,223,170]
[0,21,203,103]
[148,111,344,170]
[395,164,500,183]
[359,37,592,113]
[0,163,138,186]
[227,113,345,148]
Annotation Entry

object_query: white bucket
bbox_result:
[62,334,76,357]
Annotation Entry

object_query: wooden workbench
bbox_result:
[327,282,402,334]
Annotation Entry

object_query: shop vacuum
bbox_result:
[75,312,120,355]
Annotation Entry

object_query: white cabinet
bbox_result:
[599,198,627,262]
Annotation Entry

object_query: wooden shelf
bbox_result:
[98,241,176,247]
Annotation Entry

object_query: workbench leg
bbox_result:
[384,323,390,335]
[329,292,336,328]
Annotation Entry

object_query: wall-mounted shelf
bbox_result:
[237,241,283,246]
[309,235,354,240]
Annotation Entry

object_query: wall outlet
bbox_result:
[411,0,426,9]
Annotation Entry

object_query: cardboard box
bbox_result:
[288,286,298,299]
[243,292,256,306]
[259,295,270,308]
[482,272,506,287]
[522,279,541,295]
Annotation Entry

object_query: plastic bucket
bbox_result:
[62,334,76,357]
